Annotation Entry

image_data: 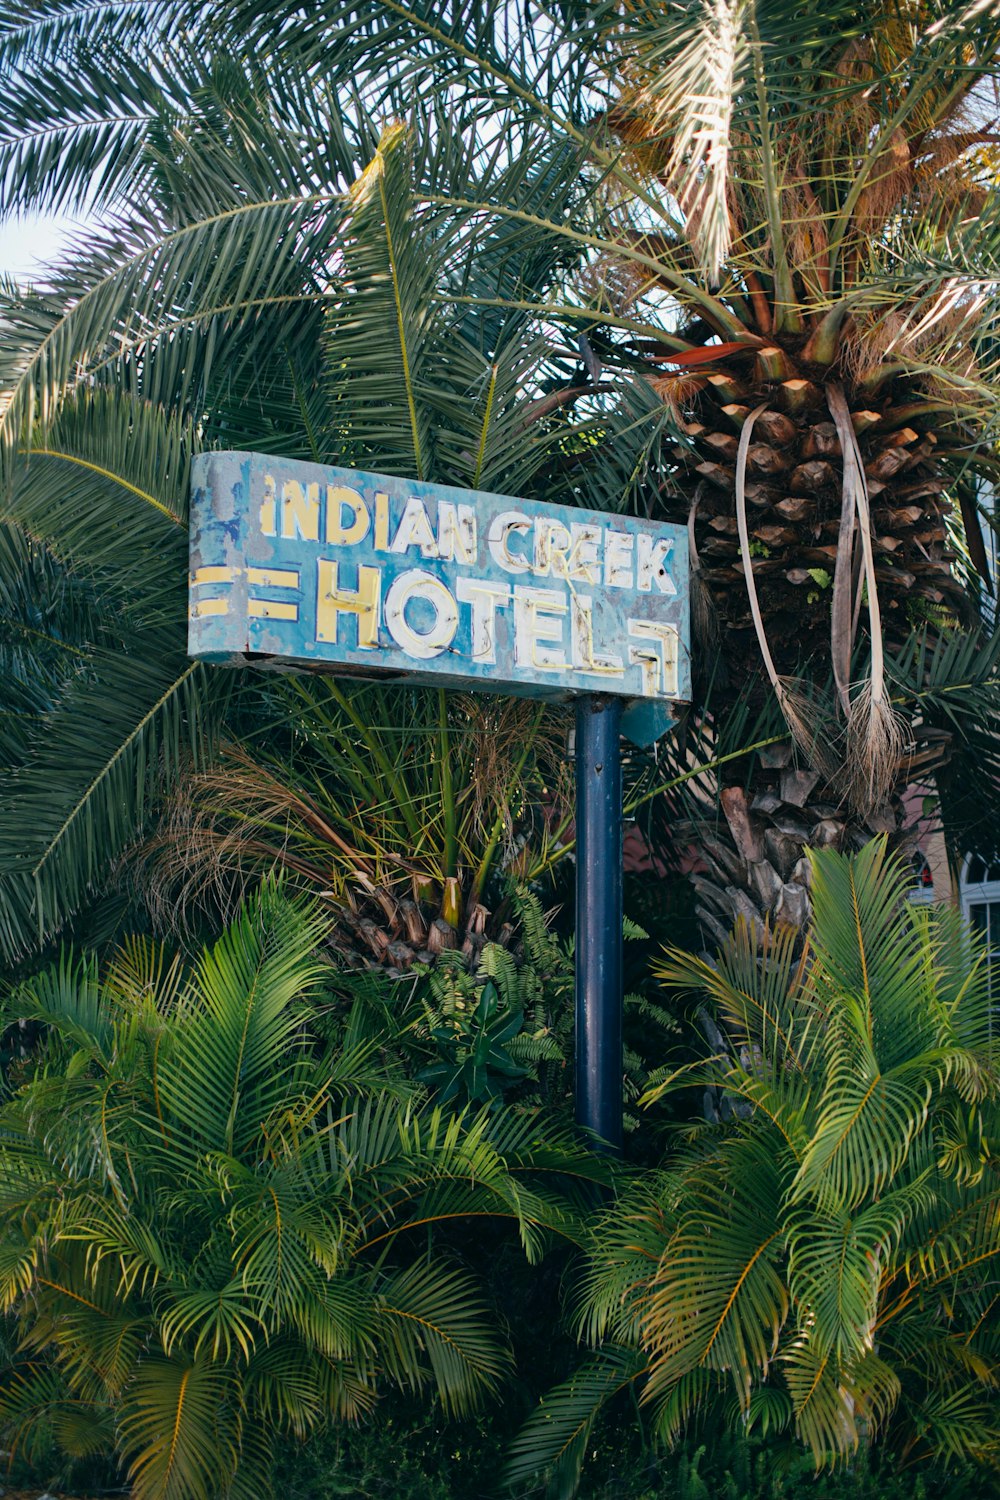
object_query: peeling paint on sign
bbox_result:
[188,452,690,724]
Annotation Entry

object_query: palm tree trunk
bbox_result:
[681,744,914,946]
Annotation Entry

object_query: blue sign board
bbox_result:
[188,452,690,721]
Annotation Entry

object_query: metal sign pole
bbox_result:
[574,696,623,1154]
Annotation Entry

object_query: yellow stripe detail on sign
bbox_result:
[190,598,229,618]
[247,567,299,588]
[191,565,239,585]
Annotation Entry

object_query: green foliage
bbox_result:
[412,889,567,1108]
[0,885,607,1499]
[509,841,1000,1492]
[264,1408,998,1500]
[0,53,618,961]
[403,889,677,1130]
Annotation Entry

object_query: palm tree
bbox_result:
[6,2,1000,953]
[0,44,641,961]
[0,884,604,1498]
[506,840,1000,1491]
[200,0,1000,937]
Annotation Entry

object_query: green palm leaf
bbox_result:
[377,1256,511,1415]
[642,1132,790,1406]
[118,1353,240,1500]
[158,887,329,1153]
[781,1338,857,1461]
[502,1344,648,1497]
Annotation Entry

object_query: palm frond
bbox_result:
[376,1256,511,1415]
[503,1344,647,1496]
[117,1354,240,1500]
[159,886,329,1154]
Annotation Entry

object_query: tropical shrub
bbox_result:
[0,885,605,1499]
[138,673,573,970]
[310,887,678,1135]
[508,841,1000,1493]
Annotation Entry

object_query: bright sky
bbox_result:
[0,213,82,282]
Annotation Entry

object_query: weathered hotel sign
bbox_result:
[188,452,690,717]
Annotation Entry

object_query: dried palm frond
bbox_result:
[136,748,373,934]
[616,0,749,278]
[464,696,570,855]
[843,676,908,815]
[735,403,839,776]
[851,127,913,237]
[827,382,909,814]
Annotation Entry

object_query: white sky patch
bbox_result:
[0,212,89,282]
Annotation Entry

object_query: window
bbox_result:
[909,849,936,906]
[960,856,1000,1011]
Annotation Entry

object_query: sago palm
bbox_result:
[140,673,572,969]
[506,839,1000,1492]
[0,884,605,1498]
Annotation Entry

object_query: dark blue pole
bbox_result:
[575,696,623,1154]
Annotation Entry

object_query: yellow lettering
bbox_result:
[513,585,567,670]
[627,621,679,696]
[636,533,676,594]
[570,595,623,676]
[374,491,391,551]
[437,502,477,565]
[456,578,510,664]
[316,560,381,648]
[604,530,635,589]
[281,480,320,541]
[247,567,298,588]
[192,565,238,585]
[248,599,299,622]
[384,569,459,659]
[487,510,531,574]
[326,485,370,546]
[390,496,438,557]
[532,519,573,580]
[189,597,228,618]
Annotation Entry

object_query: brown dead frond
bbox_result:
[460,695,569,859]
[839,308,905,385]
[577,250,651,318]
[821,38,877,160]
[773,682,843,782]
[649,371,708,409]
[841,677,908,816]
[134,751,345,936]
[841,276,986,387]
[852,128,913,238]
[783,147,832,291]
